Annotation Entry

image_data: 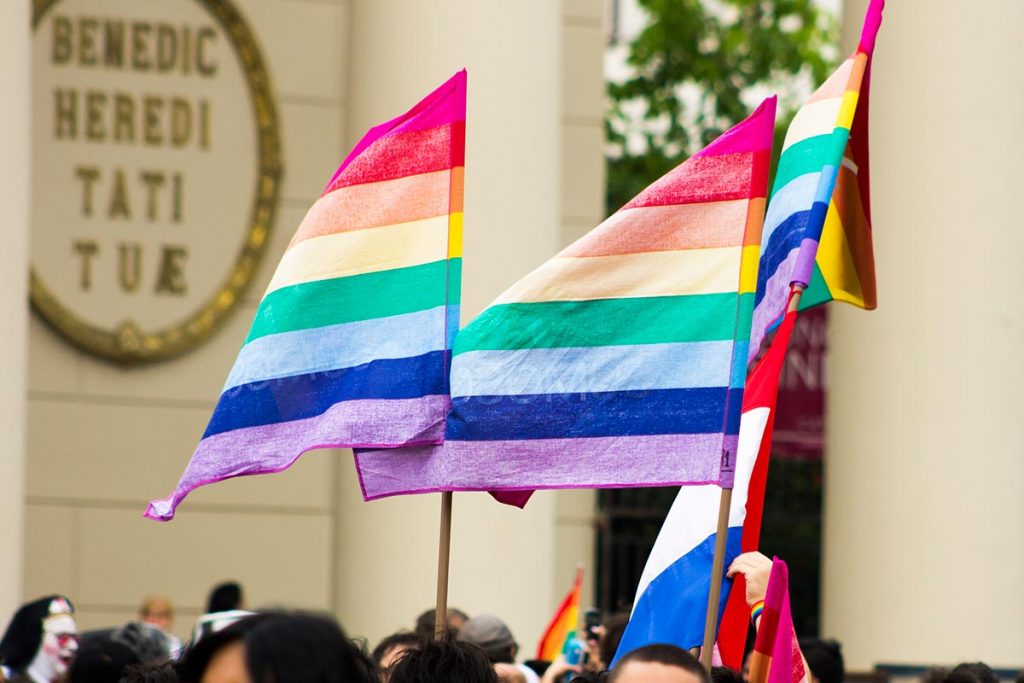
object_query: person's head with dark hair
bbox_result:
[598,612,630,671]
[456,615,517,665]
[112,621,173,663]
[609,644,709,683]
[920,667,949,683]
[387,639,499,683]
[414,608,469,641]
[949,663,999,683]
[68,633,141,683]
[372,632,422,675]
[206,582,244,614]
[571,673,611,683]
[121,659,179,683]
[178,611,377,683]
[712,666,744,683]
[798,639,844,683]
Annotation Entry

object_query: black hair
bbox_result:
[111,622,173,664]
[711,666,745,683]
[178,611,377,683]
[372,631,422,666]
[413,608,467,641]
[69,633,142,683]
[121,660,179,683]
[610,644,709,683]
[387,639,499,683]
[206,582,244,613]
[599,612,630,669]
[799,639,844,683]
[949,663,999,683]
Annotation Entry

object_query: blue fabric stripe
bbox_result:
[224,305,456,391]
[445,387,742,441]
[761,172,819,247]
[205,351,448,438]
[450,342,737,397]
[613,526,742,662]
[754,210,810,306]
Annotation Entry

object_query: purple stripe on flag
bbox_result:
[354,433,727,501]
[748,249,801,364]
[146,395,449,521]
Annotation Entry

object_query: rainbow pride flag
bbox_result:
[354,98,775,500]
[748,0,883,364]
[747,559,809,683]
[536,567,583,661]
[146,71,466,521]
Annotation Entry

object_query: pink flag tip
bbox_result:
[858,0,884,55]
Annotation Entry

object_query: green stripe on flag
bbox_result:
[771,129,850,198]
[454,292,752,354]
[247,258,461,343]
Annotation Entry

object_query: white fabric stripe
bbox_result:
[782,96,844,152]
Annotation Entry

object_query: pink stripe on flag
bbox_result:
[146,396,449,521]
[354,433,728,501]
[695,97,776,157]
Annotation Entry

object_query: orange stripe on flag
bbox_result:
[536,568,583,661]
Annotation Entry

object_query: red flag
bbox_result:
[747,558,808,683]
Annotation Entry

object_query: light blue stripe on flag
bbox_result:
[450,341,737,397]
[224,305,455,391]
[762,172,820,246]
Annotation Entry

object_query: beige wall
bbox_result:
[823,0,1024,669]
[0,1,31,623]
[22,0,605,652]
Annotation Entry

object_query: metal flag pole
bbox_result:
[699,284,805,669]
[434,491,454,639]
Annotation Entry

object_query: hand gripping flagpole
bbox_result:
[434,491,454,639]
[700,285,804,669]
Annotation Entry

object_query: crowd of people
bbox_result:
[0,558,1016,683]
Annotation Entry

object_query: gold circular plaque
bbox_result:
[30,0,282,364]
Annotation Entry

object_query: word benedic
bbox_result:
[49,13,223,298]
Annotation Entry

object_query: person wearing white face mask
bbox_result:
[0,596,79,683]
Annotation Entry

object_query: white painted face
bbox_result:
[40,613,79,676]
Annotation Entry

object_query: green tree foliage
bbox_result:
[606,0,839,212]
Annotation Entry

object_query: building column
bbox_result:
[822,1,1024,669]
[0,3,31,620]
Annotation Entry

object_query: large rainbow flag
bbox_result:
[354,98,775,500]
[146,71,466,521]
[748,0,883,364]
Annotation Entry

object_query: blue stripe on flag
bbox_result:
[205,351,449,438]
[446,387,743,441]
[613,526,742,662]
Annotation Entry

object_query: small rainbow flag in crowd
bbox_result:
[748,0,883,364]
[536,567,583,661]
[146,71,466,521]
[354,97,775,501]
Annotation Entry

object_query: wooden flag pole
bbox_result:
[700,486,733,669]
[434,491,454,639]
[699,284,805,669]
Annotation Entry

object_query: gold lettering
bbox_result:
[131,23,151,71]
[156,24,177,72]
[74,166,100,216]
[196,27,217,76]
[198,99,210,149]
[155,245,188,295]
[172,173,183,223]
[85,90,106,141]
[54,89,77,139]
[73,240,99,290]
[170,98,191,147]
[108,168,131,219]
[104,20,125,67]
[78,17,98,66]
[113,93,134,143]
[143,96,163,146]
[117,242,142,292]
[51,16,72,64]
[139,171,166,221]
[181,26,192,75]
